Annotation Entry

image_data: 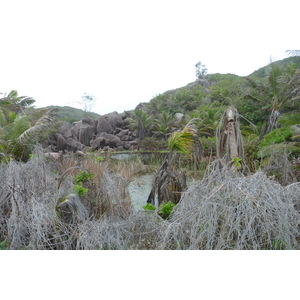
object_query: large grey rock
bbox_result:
[78,124,95,146]
[57,134,84,152]
[104,111,123,130]
[69,121,82,140]
[90,137,106,150]
[96,116,113,134]
[82,117,95,127]
[135,102,149,112]
[59,121,72,134]
[121,135,131,141]
[99,132,122,148]
[116,129,129,138]
[174,113,184,125]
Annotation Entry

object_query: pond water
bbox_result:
[128,173,158,210]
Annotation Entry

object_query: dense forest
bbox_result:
[0,53,300,250]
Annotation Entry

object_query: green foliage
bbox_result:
[186,103,224,137]
[168,128,195,157]
[143,203,156,211]
[153,111,176,139]
[73,184,88,197]
[0,240,9,250]
[74,171,94,184]
[73,171,94,197]
[96,156,104,162]
[130,109,154,141]
[46,106,99,123]
[250,57,297,78]
[231,157,242,172]
[271,239,286,250]
[158,201,176,219]
[259,127,293,149]
[141,137,167,151]
[278,112,300,127]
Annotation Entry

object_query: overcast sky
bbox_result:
[0,0,298,115]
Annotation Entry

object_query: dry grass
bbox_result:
[0,149,299,250]
[161,168,300,250]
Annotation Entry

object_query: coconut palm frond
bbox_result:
[17,109,59,145]
[168,127,196,158]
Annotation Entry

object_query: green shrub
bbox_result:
[96,156,104,162]
[74,171,94,184]
[73,171,94,197]
[73,184,88,197]
[143,203,156,211]
[259,127,293,149]
[0,241,9,250]
[141,137,167,151]
[158,201,176,219]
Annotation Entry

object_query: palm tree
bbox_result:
[244,63,300,138]
[147,119,201,206]
[153,111,176,140]
[130,109,153,141]
[216,107,244,163]
[186,103,223,137]
[0,108,59,161]
[0,90,35,114]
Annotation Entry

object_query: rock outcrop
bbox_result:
[49,111,138,153]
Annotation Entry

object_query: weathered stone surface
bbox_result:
[135,102,149,112]
[99,132,122,148]
[82,117,95,127]
[75,150,85,156]
[57,134,83,152]
[96,116,113,134]
[90,137,106,150]
[78,124,95,146]
[59,122,72,134]
[57,134,67,151]
[45,152,63,160]
[121,135,130,141]
[104,111,123,130]
[174,113,184,123]
[116,129,129,138]
[114,127,123,134]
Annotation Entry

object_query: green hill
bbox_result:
[46,106,100,123]
[249,57,296,78]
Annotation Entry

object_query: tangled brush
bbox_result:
[0,148,299,250]
[161,169,300,250]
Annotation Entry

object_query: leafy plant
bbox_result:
[140,137,167,151]
[73,184,88,197]
[74,171,94,184]
[0,240,9,250]
[158,201,176,219]
[73,171,94,197]
[143,203,156,211]
[271,239,286,250]
[231,157,242,172]
[96,156,104,162]
[259,127,293,149]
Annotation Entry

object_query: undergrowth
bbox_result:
[0,148,299,250]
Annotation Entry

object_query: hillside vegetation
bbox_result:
[46,105,100,123]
